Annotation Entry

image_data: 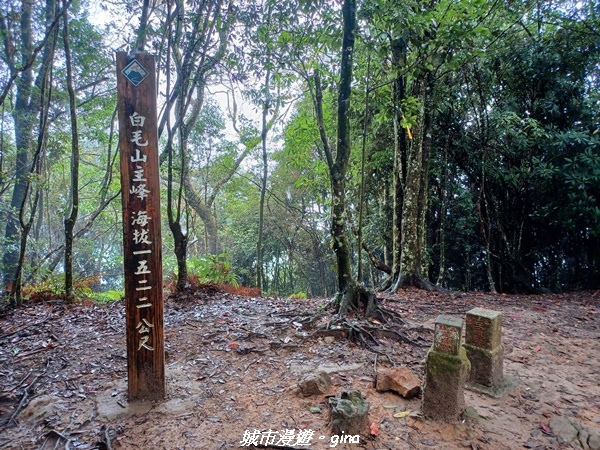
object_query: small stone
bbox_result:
[298,371,331,396]
[549,417,578,444]
[464,406,479,420]
[324,336,335,344]
[589,431,600,450]
[375,367,421,398]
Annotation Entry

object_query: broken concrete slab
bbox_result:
[549,416,579,444]
[548,416,600,450]
[288,362,363,376]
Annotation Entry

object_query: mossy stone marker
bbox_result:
[464,307,504,387]
[328,390,370,437]
[422,315,470,422]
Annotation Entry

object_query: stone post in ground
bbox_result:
[464,307,504,387]
[328,390,370,438]
[422,315,470,422]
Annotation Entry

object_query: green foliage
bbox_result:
[2,0,599,301]
[89,289,124,304]
[188,253,239,287]
[289,291,307,299]
[22,275,96,302]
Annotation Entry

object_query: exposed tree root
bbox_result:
[303,281,426,353]
[386,273,450,294]
[310,312,425,354]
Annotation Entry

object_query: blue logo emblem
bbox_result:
[122,59,149,86]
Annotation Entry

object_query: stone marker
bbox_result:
[432,315,463,355]
[375,367,421,399]
[328,390,370,437]
[422,315,470,422]
[464,307,504,387]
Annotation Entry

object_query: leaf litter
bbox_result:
[0,287,598,449]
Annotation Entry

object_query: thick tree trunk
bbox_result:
[398,77,427,285]
[391,73,442,292]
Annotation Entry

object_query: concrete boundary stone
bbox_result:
[464,307,504,388]
[422,315,470,422]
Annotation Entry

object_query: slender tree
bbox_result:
[1,0,62,303]
[62,2,79,302]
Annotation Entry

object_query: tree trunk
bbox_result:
[392,73,441,292]
[436,134,450,286]
[333,0,356,302]
[63,6,79,302]
[3,0,35,296]
[357,50,371,283]
[257,62,271,291]
[2,0,58,302]
[388,38,407,291]
[398,77,427,285]
[171,221,189,290]
[183,175,218,254]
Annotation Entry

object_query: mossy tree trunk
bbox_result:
[390,72,441,292]
[312,0,378,315]
[2,0,60,304]
[388,37,408,291]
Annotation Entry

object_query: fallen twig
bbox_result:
[41,429,72,450]
[0,438,15,449]
[6,358,50,426]
[0,315,51,341]
[104,427,114,450]
[244,358,262,371]
[364,326,425,347]
[7,369,33,392]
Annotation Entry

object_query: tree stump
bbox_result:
[328,390,370,436]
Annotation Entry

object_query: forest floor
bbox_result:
[0,287,599,450]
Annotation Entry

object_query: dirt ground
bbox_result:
[0,287,599,450]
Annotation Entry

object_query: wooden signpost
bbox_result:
[116,52,165,401]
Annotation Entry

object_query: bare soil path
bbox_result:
[0,288,598,449]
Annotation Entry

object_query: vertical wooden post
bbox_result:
[116,51,165,401]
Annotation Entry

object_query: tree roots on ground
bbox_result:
[304,286,426,354]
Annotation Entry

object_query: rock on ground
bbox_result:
[298,371,331,396]
[375,366,421,399]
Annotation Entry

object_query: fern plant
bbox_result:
[188,253,239,287]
